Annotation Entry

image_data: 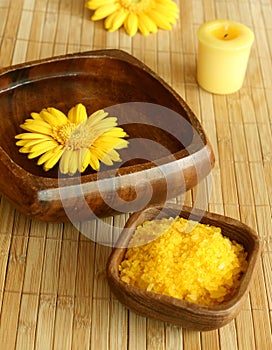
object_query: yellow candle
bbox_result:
[197,19,254,94]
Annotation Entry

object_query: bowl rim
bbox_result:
[107,203,261,316]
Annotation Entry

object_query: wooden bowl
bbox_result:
[0,50,214,222]
[107,204,261,331]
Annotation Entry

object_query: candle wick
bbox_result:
[224,33,229,39]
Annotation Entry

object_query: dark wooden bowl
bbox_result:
[0,50,214,222]
[107,204,261,331]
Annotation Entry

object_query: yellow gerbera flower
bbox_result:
[85,0,179,36]
[15,104,129,175]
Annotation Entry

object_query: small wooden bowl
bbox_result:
[107,204,261,331]
[0,50,214,222]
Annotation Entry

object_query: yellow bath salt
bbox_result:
[119,217,248,306]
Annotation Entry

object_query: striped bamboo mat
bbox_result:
[0,0,272,349]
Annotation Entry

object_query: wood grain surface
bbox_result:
[0,0,272,349]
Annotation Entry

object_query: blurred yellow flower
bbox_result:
[85,0,179,36]
[15,104,129,175]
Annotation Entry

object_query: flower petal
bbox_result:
[37,145,63,165]
[138,20,150,36]
[84,116,119,143]
[42,147,64,171]
[148,10,172,30]
[89,151,100,171]
[85,0,115,11]
[19,146,31,154]
[104,12,116,30]
[87,109,108,125]
[124,12,138,36]
[138,12,158,34]
[95,134,129,149]
[68,103,88,124]
[30,112,43,120]
[88,117,118,133]
[157,5,179,19]
[107,148,121,161]
[102,127,128,138]
[15,132,52,140]
[81,148,91,172]
[28,140,58,159]
[68,151,79,175]
[59,149,73,174]
[100,154,114,166]
[157,0,179,11]
[20,120,52,135]
[47,107,68,124]
[106,8,128,31]
[39,110,58,126]
[16,137,53,148]
[91,3,120,21]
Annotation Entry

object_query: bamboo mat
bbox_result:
[0,0,272,349]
